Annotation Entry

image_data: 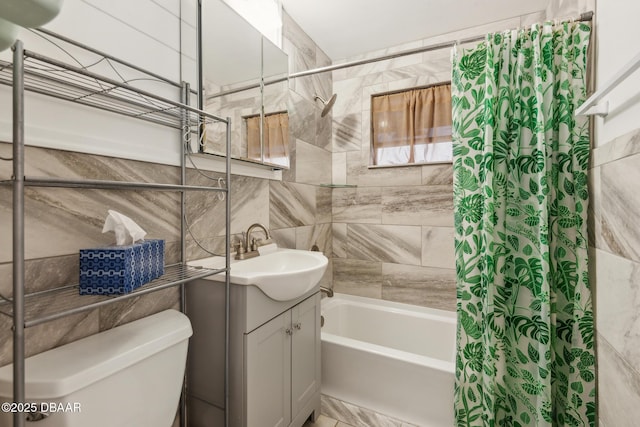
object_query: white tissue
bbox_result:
[102,209,147,246]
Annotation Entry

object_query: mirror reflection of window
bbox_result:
[371,83,452,166]
[246,111,290,168]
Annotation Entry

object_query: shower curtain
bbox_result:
[451,21,595,426]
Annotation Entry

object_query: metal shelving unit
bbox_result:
[0,264,225,328]
[2,36,231,427]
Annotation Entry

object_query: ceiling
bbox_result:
[280,0,551,61]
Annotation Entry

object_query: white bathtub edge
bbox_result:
[321,331,455,374]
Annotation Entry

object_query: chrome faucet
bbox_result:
[235,223,273,260]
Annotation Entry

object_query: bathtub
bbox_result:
[321,293,456,427]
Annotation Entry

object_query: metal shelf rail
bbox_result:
[3,36,232,427]
[0,264,225,328]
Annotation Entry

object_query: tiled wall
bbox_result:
[589,128,640,427]
[326,9,581,311]
[268,10,333,280]
[0,144,183,366]
[0,10,333,368]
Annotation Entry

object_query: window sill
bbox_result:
[368,160,452,169]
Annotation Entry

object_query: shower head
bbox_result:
[314,93,337,117]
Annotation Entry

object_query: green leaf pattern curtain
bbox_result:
[451,21,595,426]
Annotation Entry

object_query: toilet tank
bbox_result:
[0,309,192,427]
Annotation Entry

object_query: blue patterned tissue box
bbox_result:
[79,239,165,295]
[143,239,165,282]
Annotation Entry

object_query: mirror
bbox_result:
[199,0,290,168]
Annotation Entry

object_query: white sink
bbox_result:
[189,248,328,301]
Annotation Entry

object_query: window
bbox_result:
[246,111,289,168]
[370,83,452,166]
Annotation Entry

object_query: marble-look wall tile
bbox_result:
[318,259,333,290]
[321,395,417,427]
[0,309,99,367]
[344,150,365,186]
[270,227,296,249]
[382,62,451,89]
[592,127,640,167]
[421,164,453,185]
[0,254,79,298]
[333,78,366,118]
[381,185,454,226]
[332,153,347,185]
[164,241,182,265]
[592,127,640,427]
[333,259,382,298]
[289,88,333,152]
[347,224,421,265]
[332,41,424,81]
[600,152,640,263]
[347,162,424,189]
[332,223,348,259]
[282,11,316,74]
[316,187,333,224]
[295,140,332,185]
[270,181,316,229]
[0,145,181,262]
[296,223,332,255]
[361,82,389,112]
[347,161,423,188]
[382,263,456,311]
[332,187,381,224]
[203,174,268,237]
[98,287,180,330]
[317,107,333,151]
[587,165,600,248]
[360,111,371,151]
[185,168,226,237]
[288,91,318,147]
[185,236,228,260]
[422,226,455,269]
[332,113,362,152]
[304,414,338,427]
[594,248,640,373]
[597,335,640,427]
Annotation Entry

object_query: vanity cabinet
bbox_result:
[186,280,321,427]
[246,294,321,427]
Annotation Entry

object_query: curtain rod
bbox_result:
[209,10,593,99]
[290,11,594,79]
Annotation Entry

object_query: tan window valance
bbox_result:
[371,83,452,166]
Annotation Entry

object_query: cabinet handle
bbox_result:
[293,322,302,330]
[285,328,293,335]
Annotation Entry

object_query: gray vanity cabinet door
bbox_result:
[290,293,321,420]
[245,310,292,427]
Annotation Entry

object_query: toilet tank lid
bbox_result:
[0,309,193,399]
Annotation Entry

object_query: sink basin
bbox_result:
[189,248,328,301]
